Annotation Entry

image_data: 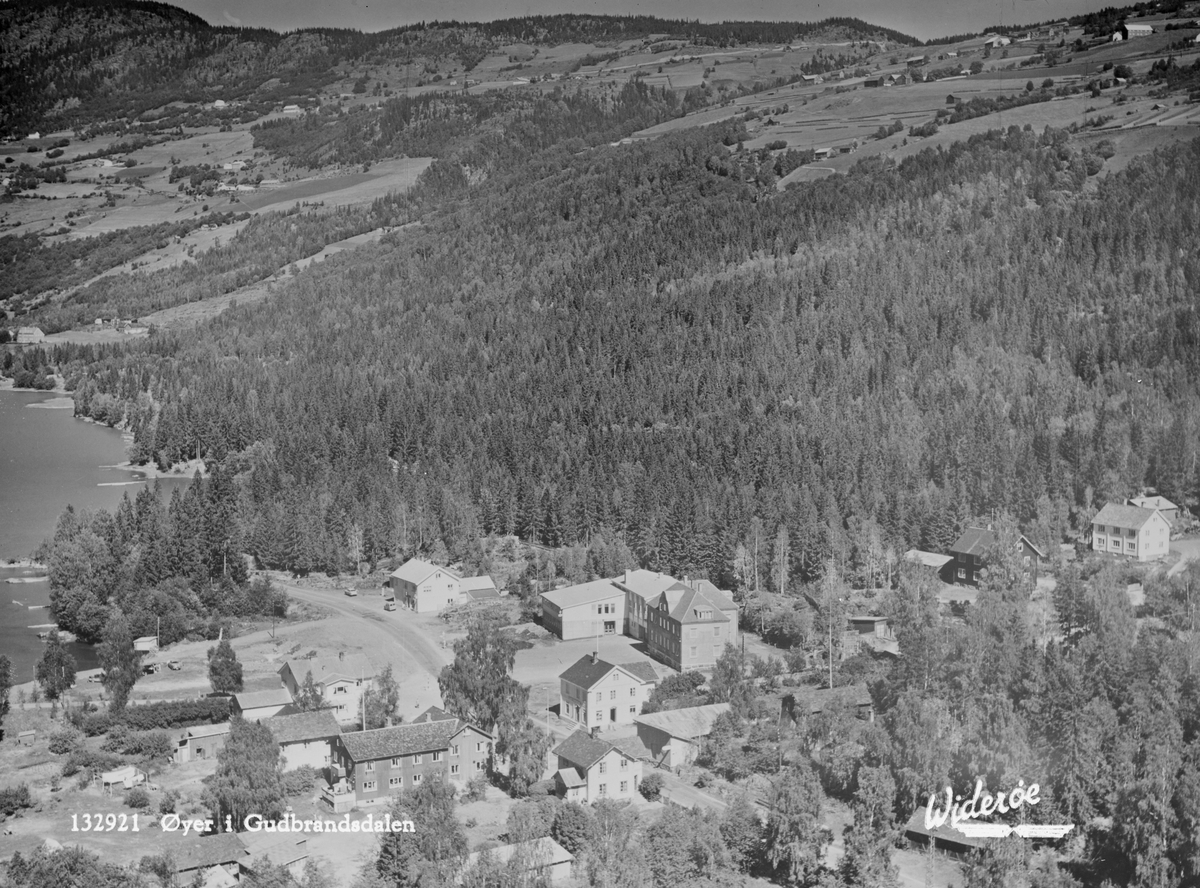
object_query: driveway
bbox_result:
[1168,538,1200,578]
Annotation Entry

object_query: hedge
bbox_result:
[76,698,231,736]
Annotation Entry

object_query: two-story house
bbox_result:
[948,528,1045,587]
[278,654,374,725]
[389,559,463,612]
[540,579,626,640]
[329,717,492,810]
[1091,503,1172,561]
[558,653,658,732]
[552,730,642,803]
[264,709,342,770]
[644,582,739,672]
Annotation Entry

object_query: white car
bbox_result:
[344,588,358,597]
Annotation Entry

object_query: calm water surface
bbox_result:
[0,389,187,682]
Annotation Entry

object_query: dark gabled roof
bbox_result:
[635,703,731,740]
[949,527,993,557]
[340,719,490,762]
[647,583,735,625]
[264,709,341,744]
[412,706,456,724]
[560,654,618,690]
[618,661,659,684]
[554,730,620,770]
[172,833,246,871]
[1094,502,1161,531]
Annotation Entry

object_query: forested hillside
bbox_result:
[34,118,1200,589]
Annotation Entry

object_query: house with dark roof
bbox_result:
[552,729,642,803]
[948,527,1045,587]
[540,579,625,640]
[170,833,246,884]
[558,652,658,732]
[278,653,374,724]
[1091,502,1172,561]
[902,807,988,858]
[634,703,730,768]
[787,683,875,722]
[644,581,738,671]
[328,717,491,809]
[231,688,295,720]
[264,709,342,770]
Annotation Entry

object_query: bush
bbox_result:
[0,784,34,819]
[82,698,230,735]
[462,774,488,803]
[48,727,82,754]
[640,772,664,801]
[61,748,123,777]
[1042,78,1054,89]
[282,766,318,797]
[159,790,178,815]
[125,787,151,809]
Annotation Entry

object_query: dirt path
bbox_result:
[1169,538,1200,578]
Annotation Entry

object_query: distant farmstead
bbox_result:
[16,326,45,344]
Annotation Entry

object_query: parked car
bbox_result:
[384,600,397,611]
[344,588,358,597]
[87,672,105,683]
[142,662,161,675]
[167,660,182,671]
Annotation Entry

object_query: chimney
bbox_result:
[591,651,598,664]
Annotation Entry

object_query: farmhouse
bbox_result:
[1123,23,1154,38]
[231,688,294,720]
[801,73,822,84]
[540,579,625,640]
[16,327,45,344]
[905,55,928,66]
[389,558,463,612]
[904,549,954,581]
[982,35,1012,47]
[552,730,643,803]
[278,653,373,724]
[1128,495,1179,526]
[328,718,492,809]
[173,722,231,763]
[1091,502,1171,561]
[558,652,658,731]
[643,581,738,672]
[948,527,1045,587]
[462,838,575,886]
[264,709,342,769]
[634,702,731,768]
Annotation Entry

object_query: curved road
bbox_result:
[273,577,451,682]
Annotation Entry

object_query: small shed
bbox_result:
[174,722,232,763]
[17,730,36,746]
[100,765,147,793]
[134,635,159,653]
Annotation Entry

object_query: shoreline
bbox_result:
[3,559,49,570]
[100,457,208,480]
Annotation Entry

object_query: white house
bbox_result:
[231,688,294,720]
[264,709,342,769]
[389,559,462,612]
[278,654,373,724]
[133,635,159,653]
[1091,502,1172,561]
[16,327,45,344]
[1124,23,1154,38]
[558,652,658,731]
[552,730,642,803]
[540,579,625,640]
[1128,495,1180,526]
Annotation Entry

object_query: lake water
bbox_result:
[0,389,188,683]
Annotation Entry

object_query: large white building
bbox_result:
[558,653,657,731]
[540,579,625,640]
[1091,502,1172,561]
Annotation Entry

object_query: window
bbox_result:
[391,758,400,767]
[690,646,698,658]
[957,568,965,579]
[389,776,402,787]
[613,673,619,681]
[595,692,602,703]
[599,784,607,796]
[334,685,347,694]
[610,690,616,700]
[619,758,628,770]
[432,751,442,762]
[621,781,628,792]
[451,744,459,756]
[595,711,602,721]
[476,742,484,752]
[413,774,422,784]
[630,706,637,714]
[450,765,459,775]
[365,761,375,772]
[413,754,422,764]
[630,687,636,697]
[973,572,980,583]
[362,781,377,792]
[714,626,721,636]
[1127,541,1136,551]
[475,761,485,771]
[599,762,607,774]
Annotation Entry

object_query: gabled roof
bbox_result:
[264,709,341,744]
[635,703,731,740]
[612,569,679,602]
[281,654,373,686]
[554,767,586,789]
[186,722,231,740]
[541,579,623,610]
[460,575,497,594]
[234,688,294,710]
[559,654,622,690]
[904,550,954,569]
[647,584,734,624]
[949,527,993,557]
[618,661,659,684]
[239,833,308,868]
[172,833,247,871]
[412,705,456,724]
[339,718,489,762]
[389,558,459,585]
[1129,495,1177,512]
[789,683,872,715]
[1093,502,1161,531]
[554,730,629,770]
[465,837,574,870]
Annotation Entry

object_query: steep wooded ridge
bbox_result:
[28,122,1200,585]
[0,0,917,137]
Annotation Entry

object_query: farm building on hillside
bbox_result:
[540,579,625,640]
[948,527,1045,587]
[1123,23,1154,38]
[634,703,731,768]
[134,635,159,652]
[16,327,45,344]
[1091,503,1172,561]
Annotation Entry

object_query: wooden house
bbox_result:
[558,653,657,732]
